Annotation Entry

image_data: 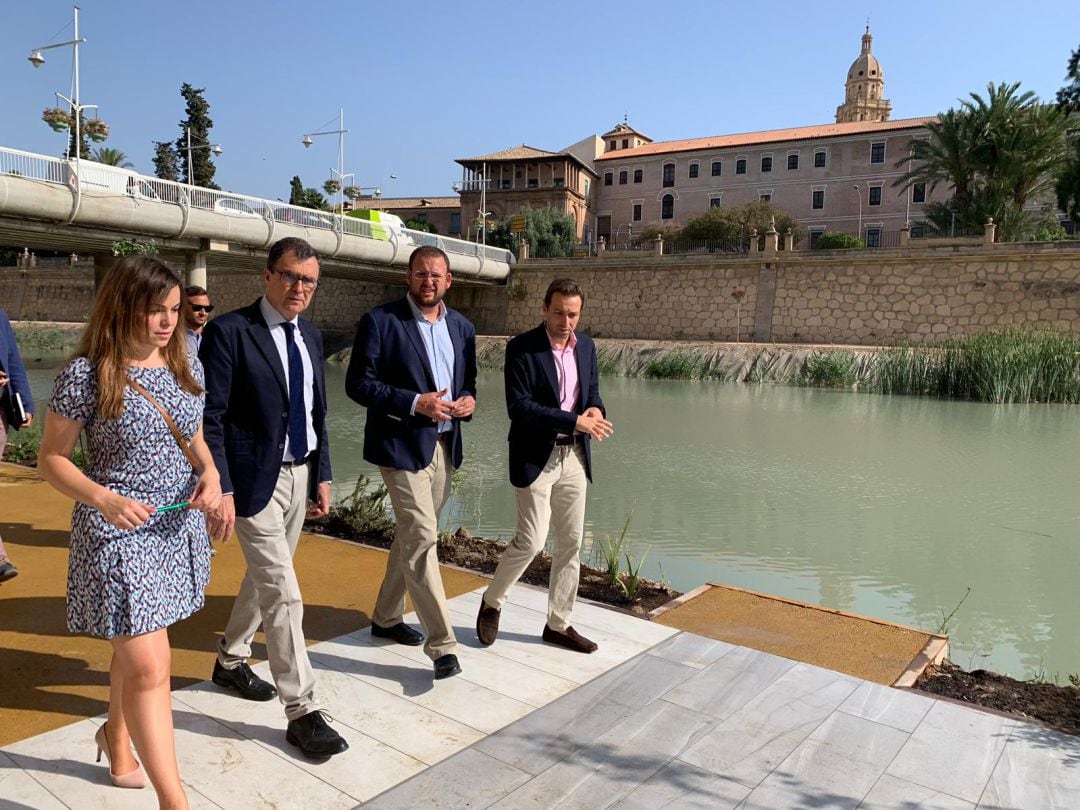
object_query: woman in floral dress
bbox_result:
[38,256,221,810]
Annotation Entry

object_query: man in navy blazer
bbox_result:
[0,307,34,582]
[346,245,476,680]
[201,237,347,758]
[476,278,613,653]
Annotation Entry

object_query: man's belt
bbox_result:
[554,434,584,447]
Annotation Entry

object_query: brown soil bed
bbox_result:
[309,520,680,615]
[916,660,1080,736]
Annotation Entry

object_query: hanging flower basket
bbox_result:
[323,179,341,195]
[343,185,362,200]
[85,119,110,142]
[42,108,72,132]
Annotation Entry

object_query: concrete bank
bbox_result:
[332,335,882,384]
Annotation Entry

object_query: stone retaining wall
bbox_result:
[5,241,1080,346]
[494,241,1080,345]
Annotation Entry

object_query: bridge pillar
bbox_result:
[185,252,208,289]
[92,252,118,291]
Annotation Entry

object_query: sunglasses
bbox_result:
[190,304,214,313]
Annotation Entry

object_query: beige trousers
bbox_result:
[485,444,588,632]
[375,437,457,660]
[218,461,318,721]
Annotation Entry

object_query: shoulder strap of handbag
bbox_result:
[126,376,201,471]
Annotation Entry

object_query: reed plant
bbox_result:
[593,511,633,587]
[800,351,857,387]
[326,475,394,539]
[871,329,1080,403]
[617,546,651,603]
[644,351,707,380]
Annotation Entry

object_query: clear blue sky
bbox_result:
[1,1,1075,201]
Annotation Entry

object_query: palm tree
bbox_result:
[893,82,1070,240]
[91,147,134,168]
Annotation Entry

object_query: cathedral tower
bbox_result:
[835,27,892,123]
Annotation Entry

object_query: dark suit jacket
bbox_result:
[505,324,605,489]
[345,297,476,472]
[0,308,34,428]
[200,299,332,518]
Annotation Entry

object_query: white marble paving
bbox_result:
[885,700,1017,803]
[7,586,1080,809]
[838,680,935,733]
[859,774,975,808]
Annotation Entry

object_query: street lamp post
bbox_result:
[302,108,348,216]
[185,127,222,186]
[28,5,90,167]
[852,184,863,238]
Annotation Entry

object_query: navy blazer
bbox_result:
[505,324,605,488]
[0,308,34,428]
[345,297,476,472]
[200,299,332,518]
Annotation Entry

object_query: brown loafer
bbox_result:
[542,624,598,654]
[476,599,501,646]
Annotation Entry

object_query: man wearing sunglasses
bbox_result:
[184,285,214,356]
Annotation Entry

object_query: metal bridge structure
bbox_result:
[0,146,514,284]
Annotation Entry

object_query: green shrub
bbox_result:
[324,475,394,539]
[800,351,857,387]
[644,351,706,379]
[813,233,864,250]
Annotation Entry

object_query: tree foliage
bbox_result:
[485,207,577,257]
[66,111,91,160]
[174,83,218,189]
[680,200,800,245]
[288,176,328,210]
[404,217,437,233]
[1057,139,1080,223]
[91,147,133,168]
[152,141,179,181]
[1056,45,1080,111]
[635,223,683,243]
[893,82,1071,241]
[813,233,864,250]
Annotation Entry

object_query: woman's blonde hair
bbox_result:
[74,256,203,419]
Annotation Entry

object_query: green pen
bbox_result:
[157,501,191,512]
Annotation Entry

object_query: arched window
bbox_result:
[661,194,674,220]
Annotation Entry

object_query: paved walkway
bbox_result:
[3,585,1078,809]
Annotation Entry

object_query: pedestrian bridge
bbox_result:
[0,146,513,282]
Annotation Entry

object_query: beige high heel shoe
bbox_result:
[94,722,147,789]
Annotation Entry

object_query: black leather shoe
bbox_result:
[476,599,500,646]
[542,625,598,654]
[371,621,425,646]
[212,659,277,701]
[286,711,348,759]
[0,561,18,583]
[433,654,462,680]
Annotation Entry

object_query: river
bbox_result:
[25,363,1080,680]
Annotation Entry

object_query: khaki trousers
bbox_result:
[218,461,318,721]
[485,443,588,632]
[375,437,457,660]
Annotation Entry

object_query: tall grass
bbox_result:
[871,329,1080,403]
[644,351,707,380]
[800,351,857,387]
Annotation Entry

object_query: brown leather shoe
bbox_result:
[542,624,598,654]
[476,599,501,646]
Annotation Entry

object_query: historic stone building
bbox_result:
[447,28,946,247]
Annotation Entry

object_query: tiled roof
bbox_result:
[595,117,936,160]
[355,197,459,210]
[456,145,562,162]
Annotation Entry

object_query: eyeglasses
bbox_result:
[410,273,447,282]
[274,270,319,291]
[189,304,214,313]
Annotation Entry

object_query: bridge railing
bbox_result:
[0,146,515,270]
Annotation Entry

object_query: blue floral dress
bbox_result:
[49,357,211,638]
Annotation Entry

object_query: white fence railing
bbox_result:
[0,146,514,271]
